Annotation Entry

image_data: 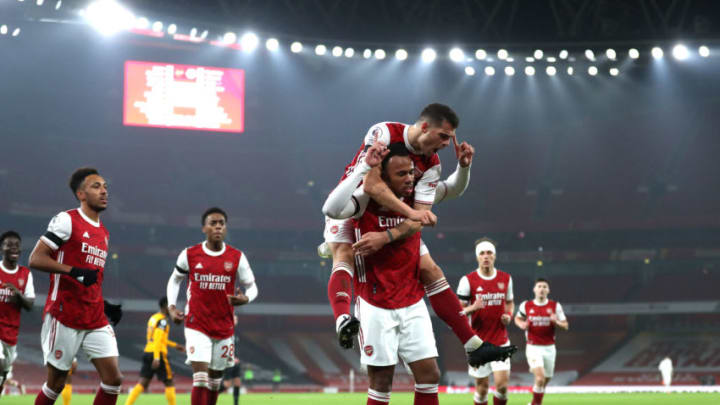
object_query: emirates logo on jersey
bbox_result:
[55,350,63,360]
[224,261,234,272]
[497,282,505,290]
[364,345,374,356]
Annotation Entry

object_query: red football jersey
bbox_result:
[0,264,34,345]
[41,209,109,330]
[340,122,442,205]
[182,243,241,340]
[457,269,514,346]
[519,299,565,345]
[352,198,424,309]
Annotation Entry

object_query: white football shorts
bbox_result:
[469,341,512,378]
[0,339,17,373]
[526,344,557,377]
[41,313,118,371]
[184,327,235,370]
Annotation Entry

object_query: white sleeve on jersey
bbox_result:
[237,254,258,303]
[363,123,392,147]
[414,164,441,205]
[175,248,189,273]
[24,271,36,299]
[456,275,471,303]
[555,302,567,321]
[40,211,72,250]
[434,163,470,204]
[507,276,514,301]
[517,301,528,318]
[322,161,372,219]
[167,249,188,307]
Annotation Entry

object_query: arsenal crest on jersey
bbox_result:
[364,345,374,356]
[497,282,505,290]
[18,279,24,288]
[224,261,234,272]
[547,308,552,314]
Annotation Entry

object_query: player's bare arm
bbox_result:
[352,219,421,257]
[551,313,569,330]
[29,239,98,286]
[363,167,437,226]
[2,282,34,310]
[227,287,250,306]
[501,300,515,326]
[514,313,528,330]
[460,297,486,316]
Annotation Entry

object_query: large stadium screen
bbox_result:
[123,61,245,133]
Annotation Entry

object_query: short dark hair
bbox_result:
[158,296,168,308]
[419,103,459,129]
[474,237,497,249]
[381,143,411,173]
[0,231,21,246]
[202,207,227,225]
[535,278,550,286]
[69,167,99,198]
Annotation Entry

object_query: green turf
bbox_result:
[2,392,718,404]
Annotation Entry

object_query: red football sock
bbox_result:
[532,391,545,404]
[328,262,353,320]
[492,394,507,405]
[208,377,223,405]
[35,384,59,405]
[191,386,209,405]
[414,384,439,405]
[425,279,476,344]
[93,384,121,405]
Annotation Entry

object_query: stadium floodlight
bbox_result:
[506,57,514,62]
[363,49,372,59]
[200,30,208,39]
[651,47,663,59]
[524,66,535,76]
[629,48,639,59]
[344,47,354,58]
[504,66,515,76]
[567,66,574,75]
[332,46,343,57]
[240,32,259,52]
[55,0,61,10]
[290,41,303,53]
[395,49,408,61]
[672,44,689,60]
[584,49,595,61]
[449,47,464,63]
[475,49,487,60]
[37,0,44,6]
[609,67,619,76]
[374,49,386,60]
[152,21,163,33]
[189,27,197,37]
[497,49,508,60]
[315,44,327,56]
[546,66,557,76]
[698,45,710,58]
[222,32,236,45]
[546,57,556,62]
[465,66,475,76]
[533,49,543,59]
[484,66,495,76]
[525,57,535,62]
[0,25,7,35]
[421,48,437,63]
[84,0,135,36]
[11,28,20,37]
[167,24,177,35]
[559,49,568,60]
[606,48,616,60]
[588,66,598,76]
[265,38,279,52]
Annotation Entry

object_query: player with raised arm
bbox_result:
[0,231,35,396]
[323,104,489,365]
[30,167,123,405]
[166,207,258,405]
[514,278,569,405]
[458,239,518,405]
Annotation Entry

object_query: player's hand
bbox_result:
[103,300,123,326]
[168,305,184,324]
[352,231,388,256]
[453,137,475,168]
[69,267,98,286]
[463,298,486,315]
[408,209,437,226]
[2,282,21,296]
[501,313,512,326]
[228,287,250,306]
[152,358,160,370]
[550,313,559,323]
[365,141,389,168]
[234,357,240,365]
[176,344,186,353]
[516,319,528,330]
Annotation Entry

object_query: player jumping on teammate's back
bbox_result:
[515,278,569,405]
[0,231,35,397]
[30,168,123,405]
[166,207,258,405]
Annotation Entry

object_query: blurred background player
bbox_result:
[0,230,35,396]
[30,167,123,405]
[322,104,487,363]
[166,207,258,405]
[222,313,242,405]
[60,360,77,405]
[514,278,569,405]
[458,238,518,405]
[125,296,185,405]
[658,356,673,392]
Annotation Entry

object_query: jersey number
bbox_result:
[221,344,235,359]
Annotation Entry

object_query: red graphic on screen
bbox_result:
[124,61,245,133]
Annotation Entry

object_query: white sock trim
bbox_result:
[424,278,450,296]
[473,391,487,403]
[209,378,223,391]
[414,383,438,394]
[332,262,354,277]
[464,335,484,352]
[494,391,507,400]
[193,372,209,388]
[42,383,59,400]
[100,383,122,395]
[533,385,545,393]
[367,388,391,402]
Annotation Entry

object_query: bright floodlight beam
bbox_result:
[315,44,327,55]
[0,25,7,35]
[609,68,619,76]
[332,46,343,57]
[55,0,61,10]
[11,28,20,37]
[533,49,543,59]
[567,66,574,75]
[584,49,595,61]
[374,49,386,60]
[546,66,557,76]
[189,27,197,37]
[344,48,354,58]
[167,24,176,35]
[449,47,464,63]
[651,47,663,59]
[698,45,710,57]
[363,49,372,59]
[475,49,487,60]
[465,66,475,76]
[290,41,302,53]
[223,32,237,45]
[395,49,408,61]
[152,21,163,33]
[606,48,616,60]
[265,38,279,51]
[421,48,437,63]
[497,49,508,60]
[484,66,495,76]
[629,48,639,59]
[559,49,568,60]
[504,66,515,76]
[240,32,259,52]
[588,66,598,76]
[672,44,689,60]
[524,66,535,76]
[84,0,135,36]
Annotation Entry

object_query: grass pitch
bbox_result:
[3,392,718,404]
